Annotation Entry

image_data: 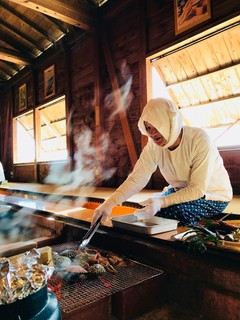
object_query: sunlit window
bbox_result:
[13,96,67,164]
[148,21,240,151]
[150,65,240,150]
[13,111,35,163]
[179,99,240,149]
[35,97,67,161]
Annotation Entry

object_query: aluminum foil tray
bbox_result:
[111,214,178,235]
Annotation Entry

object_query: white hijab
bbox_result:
[138,98,183,149]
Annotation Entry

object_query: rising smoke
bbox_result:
[0,61,134,244]
[45,59,133,191]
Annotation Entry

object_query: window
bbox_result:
[35,97,67,161]
[13,96,67,164]
[13,111,35,163]
[147,20,240,150]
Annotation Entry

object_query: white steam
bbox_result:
[104,60,134,121]
[0,61,134,244]
[45,59,133,192]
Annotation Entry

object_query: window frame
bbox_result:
[13,95,67,165]
[146,19,240,151]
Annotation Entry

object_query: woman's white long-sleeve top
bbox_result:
[112,126,232,207]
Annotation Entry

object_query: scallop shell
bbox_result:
[87,263,106,275]
[73,253,93,267]
[53,255,71,269]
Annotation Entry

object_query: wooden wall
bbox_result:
[0,87,13,180]
[146,0,239,55]
[0,0,239,194]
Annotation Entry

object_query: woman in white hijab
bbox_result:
[92,98,232,226]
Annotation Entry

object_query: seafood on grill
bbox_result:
[87,263,106,275]
[52,247,135,281]
[73,252,95,269]
[59,249,78,259]
[52,253,71,269]
[62,264,88,281]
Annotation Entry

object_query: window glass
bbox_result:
[13,96,67,164]
[180,99,240,149]
[13,111,35,163]
[151,65,240,150]
[36,97,67,161]
[148,22,240,150]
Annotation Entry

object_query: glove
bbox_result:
[91,198,116,225]
[134,197,162,220]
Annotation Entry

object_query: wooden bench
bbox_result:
[224,195,240,215]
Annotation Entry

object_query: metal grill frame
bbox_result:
[50,242,164,314]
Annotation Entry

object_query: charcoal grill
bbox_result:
[50,242,165,319]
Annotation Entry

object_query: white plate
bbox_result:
[172,230,197,241]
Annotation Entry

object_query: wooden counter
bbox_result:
[0,183,239,320]
[0,182,239,253]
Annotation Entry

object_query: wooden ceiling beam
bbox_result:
[44,15,69,34]
[0,61,18,79]
[0,68,11,80]
[0,46,31,65]
[1,1,55,44]
[9,0,97,32]
[0,17,44,52]
[0,33,36,58]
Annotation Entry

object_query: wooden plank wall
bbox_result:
[146,0,240,55]
[0,87,13,180]
[97,0,145,186]
[0,0,239,194]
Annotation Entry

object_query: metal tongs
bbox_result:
[78,216,102,251]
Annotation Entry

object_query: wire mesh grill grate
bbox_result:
[50,242,163,314]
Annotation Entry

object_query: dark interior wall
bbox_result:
[97,0,146,186]
[0,87,12,181]
[69,35,95,144]
[0,0,239,193]
[146,0,240,55]
[35,49,66,107]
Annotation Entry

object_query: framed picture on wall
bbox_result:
[174,0,211,35]
[44,65,55,99]
[19,83,27,111]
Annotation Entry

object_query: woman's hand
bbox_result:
[91,198,116,225]
[134,197,162,220]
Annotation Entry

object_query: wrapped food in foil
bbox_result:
[0,249,54,305]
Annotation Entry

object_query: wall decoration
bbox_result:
[19,83,27,111]
[174,0,211,35]
[44,65,55,99]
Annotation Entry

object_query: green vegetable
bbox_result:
[183,226,221,254]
